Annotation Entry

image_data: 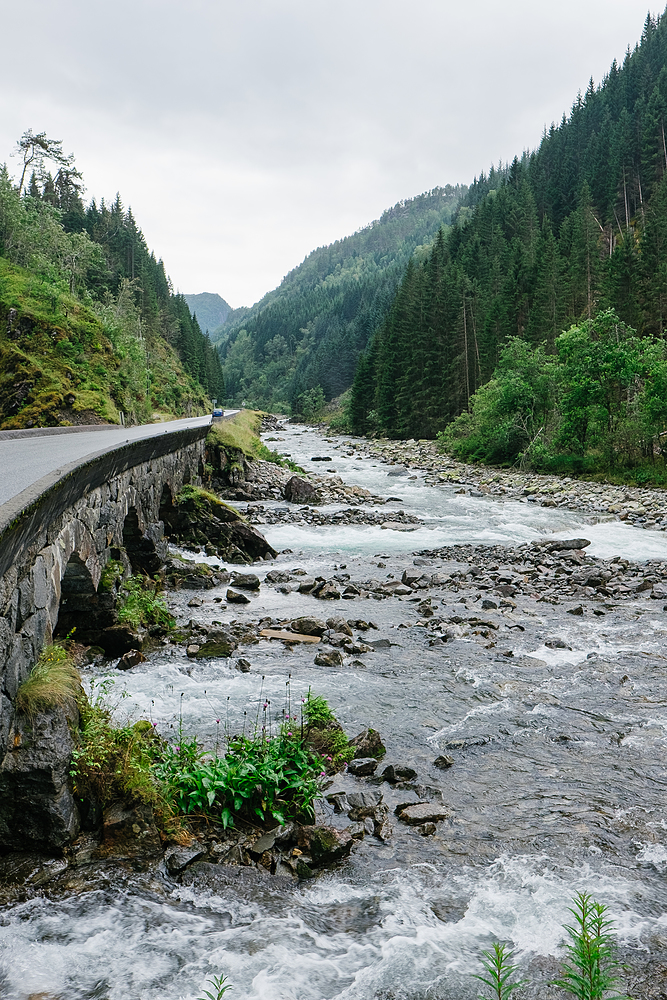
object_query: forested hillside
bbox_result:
[0,132,225,428]
[350,11,667,478]
[220,185,465,412]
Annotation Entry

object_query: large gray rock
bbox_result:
[0,705,80,851]
[284,477,319,504]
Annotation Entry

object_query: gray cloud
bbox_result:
[0,0,657,305]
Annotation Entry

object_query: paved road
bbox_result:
[0,415,217,507]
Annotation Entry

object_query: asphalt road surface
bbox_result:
[0,415,217,508]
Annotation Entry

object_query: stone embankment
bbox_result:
[344,436,667,530]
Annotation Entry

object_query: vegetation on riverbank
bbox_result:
[437,309,667,484]
[0,133,223,428]
[15,640,81,717]
[207,409,303,471]
[116,576,175,630]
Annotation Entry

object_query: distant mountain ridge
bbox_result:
[183,292,233,336]
[219,184,466,411]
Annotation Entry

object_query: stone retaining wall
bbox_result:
[0,426,208,746]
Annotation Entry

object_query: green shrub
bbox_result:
[70,679,164,808]
[155,731,323,829]
[15,643,82,717]
[116,576,175,630]
[301,691,355,770]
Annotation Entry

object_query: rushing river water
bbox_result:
[2,425,667,998]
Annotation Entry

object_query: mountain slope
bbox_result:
[351,10,667,441]
[183,292,232,336]
[220,185,465,411]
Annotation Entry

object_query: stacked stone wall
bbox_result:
[0,426,207,746]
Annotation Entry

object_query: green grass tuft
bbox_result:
[15,643,82,717]
[116,576,175,630]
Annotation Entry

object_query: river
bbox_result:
[2,424,667,998]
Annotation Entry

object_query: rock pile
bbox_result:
[346,437,667,530]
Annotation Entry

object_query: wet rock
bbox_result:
[284,476,319,503]
[481,599,498,610]
[231,572,260,590]
[186,644,200,657]
[98,802,162,859]
[343,641,373,655]
[347,789,383,819]
[419,823,437,836]
[315,582,341,600]
[226,589,251,604]
[398,802,451,825]
[116,649,146,670]
[165,846,207,875]
[188,597,204,608]
[98,624,146,657]
[545,638,571,649]
[0,705,80,851]
[297,577,317,593]
[567,605,585,616]
[382,764,418,783]
[194,639,235,658]
[297,825,354,865]
[248,826,283,857]
[537,538,591,551]
[326,617,353,636]
[347,758,379,777]
[433,755,455,769]
[314,649,344,667]
[182,861,294,892]
[265,570,292,583]
[235,658,252,672]
[349,728,386,759]
[290,616,327,636]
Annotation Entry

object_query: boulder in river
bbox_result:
[314,649,344,667]
[297,825,354,865]
[347,758,379,777]
[290,616,327,636]
[230,572,260,590]
[226,589,250,604]
[398,802,451,825]
[349,728,386,759]
[284,476,320,503]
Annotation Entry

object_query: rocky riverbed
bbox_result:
[4,421,667,999]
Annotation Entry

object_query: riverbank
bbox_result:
[345,435,667,530]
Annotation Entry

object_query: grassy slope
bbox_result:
[0,258,209,429]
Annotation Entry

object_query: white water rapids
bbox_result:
[2,426,667,999]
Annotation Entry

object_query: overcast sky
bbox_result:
[0,1,660,307]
